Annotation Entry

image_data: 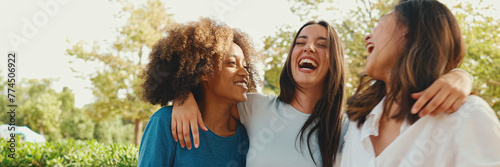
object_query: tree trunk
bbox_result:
[134,118,143,146]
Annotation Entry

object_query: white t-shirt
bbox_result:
[238,93,348,167]
[340,95,500,167]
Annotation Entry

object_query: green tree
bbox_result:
[58,87,74,114]
[60,107,96,140]
[334,0,394,97]
[0,70,8,124]
[59,87,95,140]
[454,3,500,115]
[92,115,134,145]
[66,0,173,145]
[262,25,296,94]
[18,79,62,141]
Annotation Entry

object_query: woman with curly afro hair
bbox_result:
[138,18,260,166]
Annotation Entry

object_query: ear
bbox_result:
[201,73,209,81]
[403,29,409,38]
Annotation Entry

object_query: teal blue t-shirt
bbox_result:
[138,106,249,167]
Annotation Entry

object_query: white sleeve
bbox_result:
[455,96,500,167]
[338,115,350,153]
[237,93,273,125]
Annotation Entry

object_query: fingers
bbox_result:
[183,121,192,150]
[430,95,466,116]
[171,92,203,150]
[191,119,200,149]
[177,121,185,148]
[444,109,454,114]
[411,83,440,114]
[171,118,178,142]
[198,111,208,132]
[193,110,206,149]
[411,92,423,100]
[450,97,466,112]
[412,70,472,117]
[428,94,455,116]
[419,88,447,117]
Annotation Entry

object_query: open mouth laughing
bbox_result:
[298,58,318,71]
[365,42,374,54]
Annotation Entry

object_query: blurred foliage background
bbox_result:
[1,0,497,150]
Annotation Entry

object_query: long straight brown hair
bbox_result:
[347,0,465,127]
[278,21,345,167]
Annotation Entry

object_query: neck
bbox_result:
[383,80,400,118]
[290,85,323,114]
[198,93,238,137]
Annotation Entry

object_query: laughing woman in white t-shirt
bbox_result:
[342,0,500,166]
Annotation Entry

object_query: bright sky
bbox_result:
[0,0,498,108]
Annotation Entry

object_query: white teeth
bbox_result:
[365,43,374,49]
[299,59,318,68]
[235,82,247,88]
[366,43,374,52]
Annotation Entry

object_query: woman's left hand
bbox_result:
[411,69,473,117]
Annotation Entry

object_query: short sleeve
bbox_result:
[237,93,275,125]
[454,96,500,167]
[138,109,176,167]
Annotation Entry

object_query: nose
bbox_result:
[364,33,372,43]
[304,44,315,53]
[238,65,249,79]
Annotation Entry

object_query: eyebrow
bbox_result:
[226,54,245,61]
[297,36,328,41]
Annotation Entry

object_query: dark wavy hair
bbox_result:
[278,21,345,167]
[140,18,260,106]
[347,0,465,127]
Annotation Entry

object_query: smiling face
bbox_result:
[364,11,408,82]
[204,43,249,103]
[290,24,330,88]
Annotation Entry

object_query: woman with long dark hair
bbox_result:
[342,0,500,166]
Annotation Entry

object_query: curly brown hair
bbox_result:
[141,18,260,106]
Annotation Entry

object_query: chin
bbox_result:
[365,66,375,77]
[365,72,378,80]
[236,94,248,102]
[293,74,314,83]
[365,70,374,78]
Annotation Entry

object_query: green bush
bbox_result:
[0,137,138,166]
